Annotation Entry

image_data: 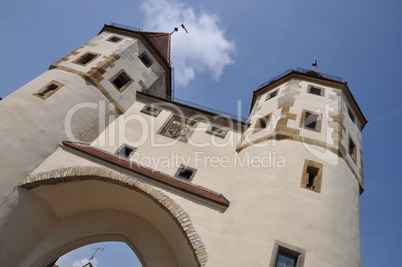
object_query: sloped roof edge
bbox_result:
[62,141,230,207]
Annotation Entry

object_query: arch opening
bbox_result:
[53,241,141,267]
[17,166,207,267]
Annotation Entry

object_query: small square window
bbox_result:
[348,107,356,123]
[107,36,122,43]
[139,52,153,68]
[349,137,357,162]
[300,110,321,132]
[73,52,99,66]
[206,125,228,139]
[159,115,197,143]
[175,164,197,181]
[141,104,162,117]
[266,90,278,101]
[33,81,64,100]
[253,114,271,133]
[301,160,323,193]
[116,144,136,159]
[307,86,323,96]
[269,240,306,267]
[110,70,133,92]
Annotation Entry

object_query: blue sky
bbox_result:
[1,0,402,266]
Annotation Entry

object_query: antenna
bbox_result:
[312,57,318,70]
[89,245,106,262]
[170,24,189,35]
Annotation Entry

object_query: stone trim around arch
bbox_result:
[19,166,208,266]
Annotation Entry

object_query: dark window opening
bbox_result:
[304,112,318,130]
[259,115,270,129]
[306,166,319,189]
[112,71,132,90]
[349,138,357,162]
[254,114,271,133]
[276,251,297,267]
[309,86,322,96]
[266,90,278,100]
[116,144,136,159]
[108,36,122,43]
[175,165,197,181]
[34,81,63,99]
[38,83,59,98]
[75,52,98,65]
[348,107,356,123]
[139,52,153,68]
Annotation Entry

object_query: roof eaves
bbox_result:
[62,141,230,207]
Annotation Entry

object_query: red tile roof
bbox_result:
[144,32,171,63]
[62,141,230,207]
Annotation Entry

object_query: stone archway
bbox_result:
[18,166,207,267]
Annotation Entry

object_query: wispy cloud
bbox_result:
[72,258,98,267]
[141,0,235,87]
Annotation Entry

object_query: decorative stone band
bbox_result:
[19,165,208,267]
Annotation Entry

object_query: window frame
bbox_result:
[33,80,64,100]
[72,52,100,66]
[115,144,136,160]
[266,90,279,101]
[253,113,272,133]
[300,160,323,193]
[300,110,322,132]
[347,106,356,123]
[307,85,325,97]
[139,52,153,68]
[348,136,357,163]
[141,104,162,117]
[206,125,228,139]
[107,36,123,43]
[174,164,197,181]
[110,70,134,92]
[269,240,306,267]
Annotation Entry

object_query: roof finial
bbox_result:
[170,24,188,35]
[312,57,318,70]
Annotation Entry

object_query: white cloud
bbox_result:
[72,258,98,267]
[141,0,235,87]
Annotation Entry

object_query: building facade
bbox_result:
[0,24,367,266]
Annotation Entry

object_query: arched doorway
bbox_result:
[18,166,207,267]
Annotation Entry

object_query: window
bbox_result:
[307,85,324,96]
[73,52,99,66]
[159,115,197,142]
[253,114,271,133]
[33,81,64,100]
[300,110,321,132]
[348,107,356,123]
[141,104,162,117]
[139,52,153,68]
[107,36,122,43]
[269,240,306,267]
[266,90,278,101]
[349,137,357,162]
[110,70,133,92]
[116,144,136,159]
[301,160,323,193]
[206,125,228,139]
[276,251,297,267]
[175,164,197,181]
